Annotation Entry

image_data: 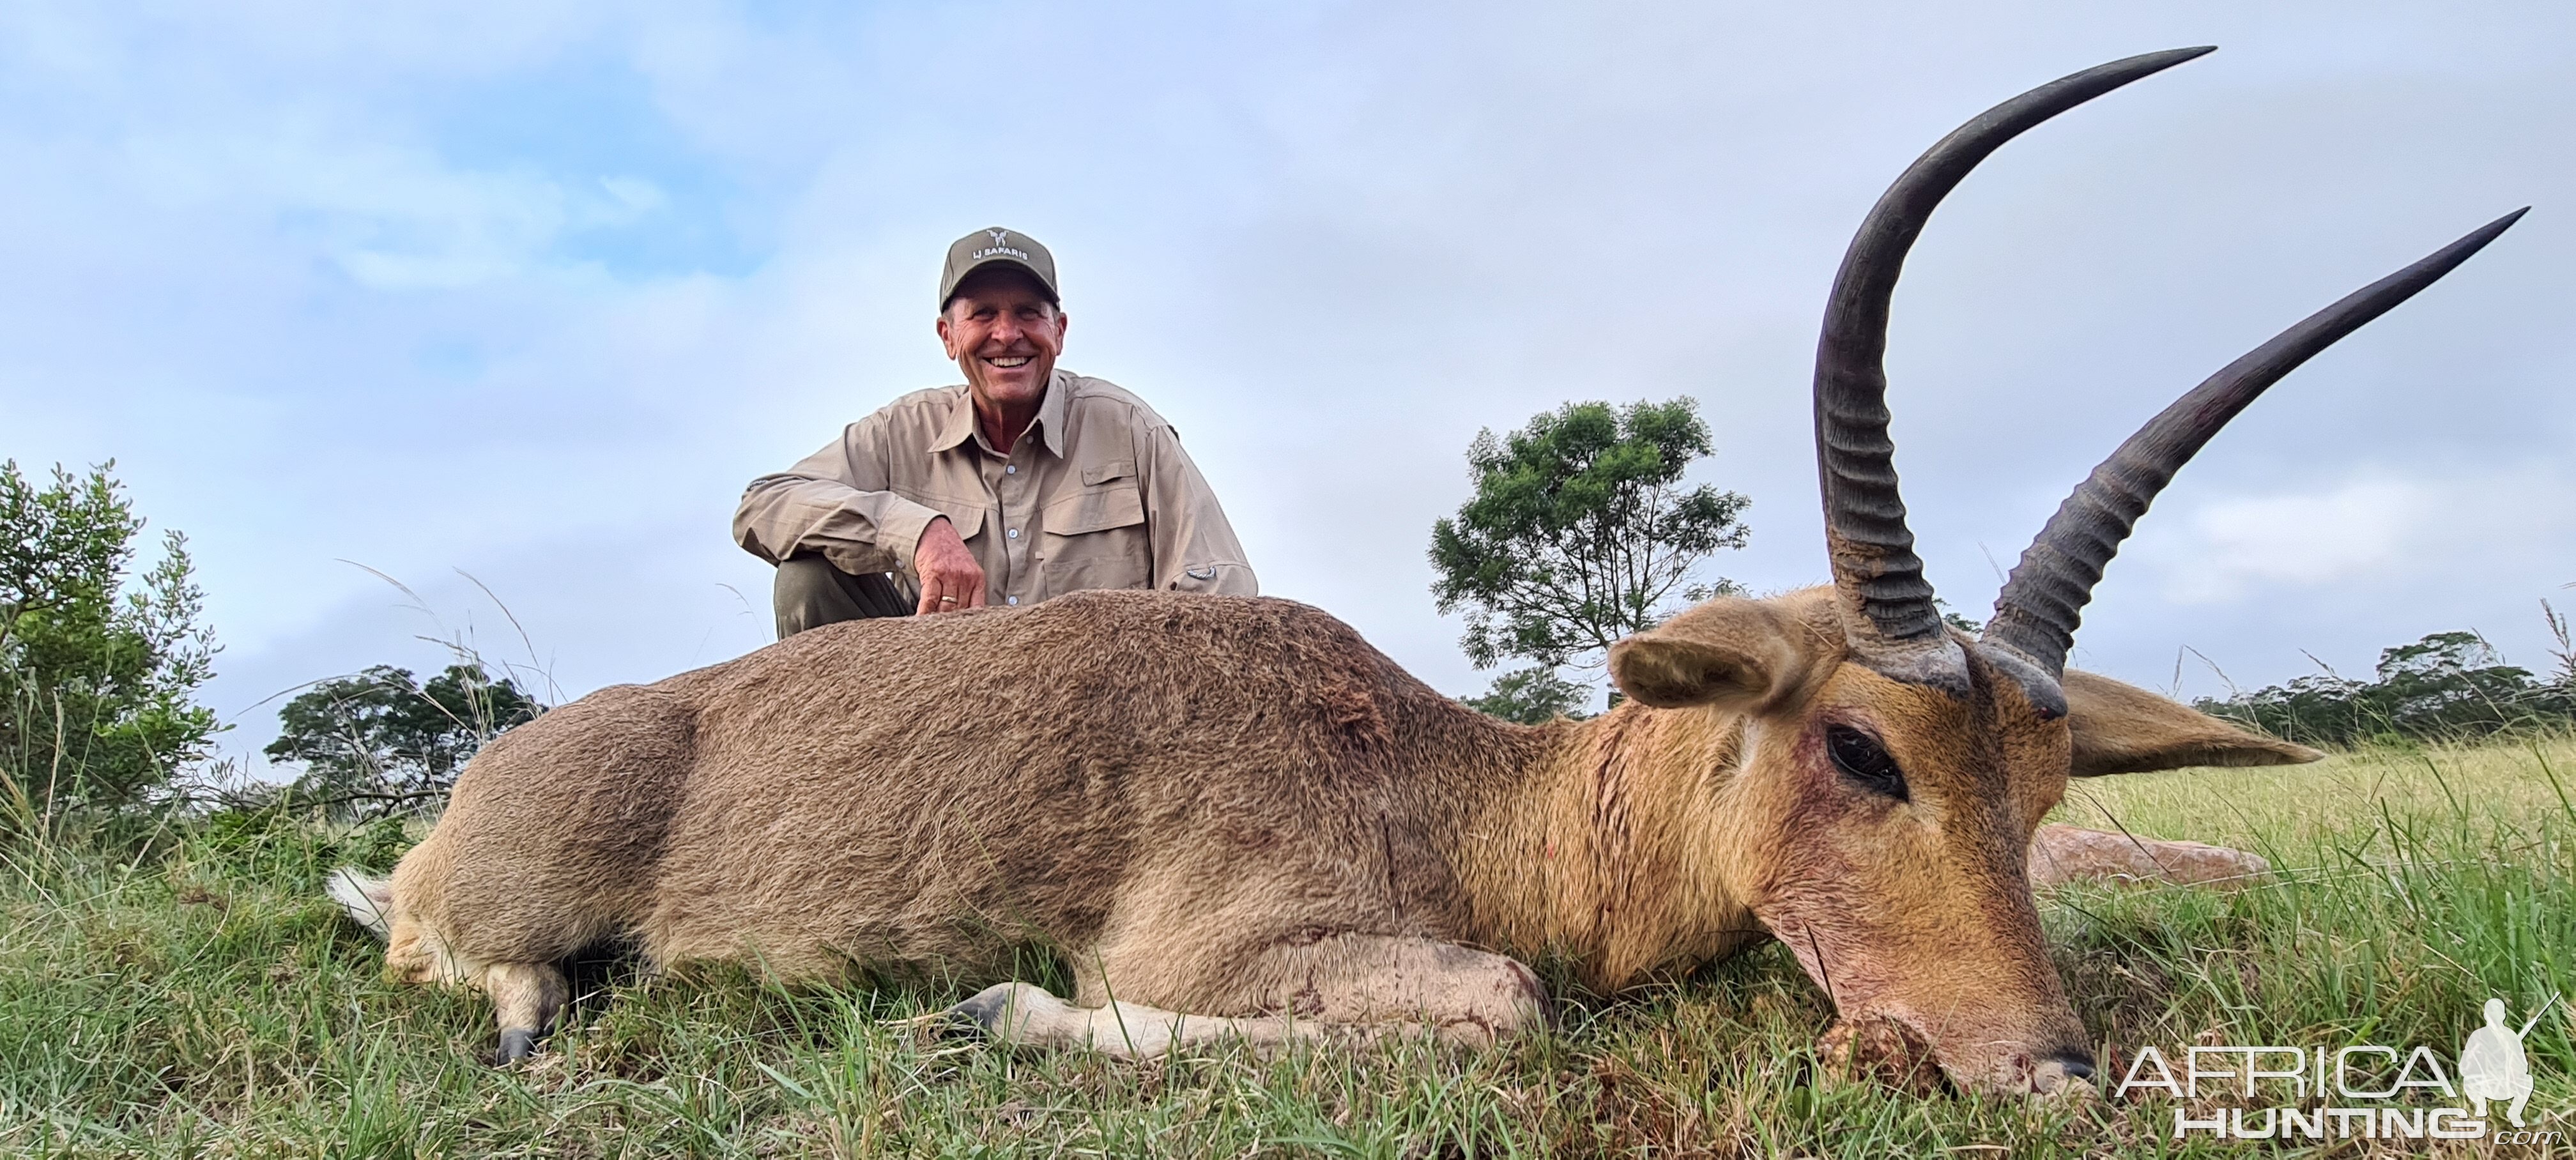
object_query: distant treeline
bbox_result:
[2196,623,2576,749]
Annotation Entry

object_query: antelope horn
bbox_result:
[1980,208,2527,695]
[1815,47,2214,689]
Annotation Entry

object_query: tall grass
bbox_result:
[1,736,2568,1156]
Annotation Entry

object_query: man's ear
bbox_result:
[2063,669,2322,776]
[1609,599,1809,712]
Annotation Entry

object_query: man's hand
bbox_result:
[913,517,986,614]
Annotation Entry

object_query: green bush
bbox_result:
[0,461,219,826]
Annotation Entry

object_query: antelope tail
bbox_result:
[328,867,397,941]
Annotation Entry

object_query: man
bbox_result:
[735,227,1257,637]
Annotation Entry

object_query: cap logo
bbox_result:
[986,229,1011,245]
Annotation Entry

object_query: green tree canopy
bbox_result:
[266,662,543,809]
[1458,666,1594,726]
[2198,630,2575,747]
[1,460,220,818]
[1430,399,1751,721]
[1430,398,1750,672]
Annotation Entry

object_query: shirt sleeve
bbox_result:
[732,415,947,577]
[1138,420,1258,596]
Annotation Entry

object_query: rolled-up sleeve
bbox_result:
[733,417,946,577]
[1139,421,1257,596]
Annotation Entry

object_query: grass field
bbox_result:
[2,736,2570,1157]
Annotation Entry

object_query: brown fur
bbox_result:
[352,585,2311,1088]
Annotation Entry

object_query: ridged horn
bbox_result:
[1980,208,2528,690]
[1815,47,2215,689]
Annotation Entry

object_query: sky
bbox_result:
[3,1,2570,770]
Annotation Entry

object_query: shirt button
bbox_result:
[1005,464,1016,474]
[1007,528,1019,538]
[1006,596,1019,606]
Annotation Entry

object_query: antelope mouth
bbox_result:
[1828,1008,2097,1097]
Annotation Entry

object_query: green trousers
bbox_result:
[772,556,916,639]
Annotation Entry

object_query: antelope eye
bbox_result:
[1826,724,1908,802]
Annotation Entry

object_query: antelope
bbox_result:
[331,47,2520,1095]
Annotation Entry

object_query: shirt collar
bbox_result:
[930,386,977,454]
[929,370,1071,459]
[1034,368,1070,459]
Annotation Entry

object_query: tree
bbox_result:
[1459,666,1594,725]
[1430,399,1751,717]
[1,461,221,818]
[2198,629,2575,747]
[266,662,544,810]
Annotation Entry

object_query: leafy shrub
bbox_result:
[1,461,219,824]
[196,804,412,881]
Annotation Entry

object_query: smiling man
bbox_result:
[735,227,1257,637]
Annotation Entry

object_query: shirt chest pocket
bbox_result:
[1038,459,1149,597]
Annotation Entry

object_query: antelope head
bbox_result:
[1608,47,2521,1095]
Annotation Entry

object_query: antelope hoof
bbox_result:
[943,981,1064,1042]
[944,982,1024,1035]
[496,1028,539,1065]
[2032,1052,2101,1099]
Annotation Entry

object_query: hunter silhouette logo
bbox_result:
[2120,993,2563,1143]
[2464,994,2556,1127]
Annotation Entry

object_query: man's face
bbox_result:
[937,268,1067,416]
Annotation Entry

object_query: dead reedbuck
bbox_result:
[332,48,2520,1095]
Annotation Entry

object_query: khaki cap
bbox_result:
[939,227,1059,309]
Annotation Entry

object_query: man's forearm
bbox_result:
[733,475,943,575]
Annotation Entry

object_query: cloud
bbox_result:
[2161,476,2441,602]
[2152,466,2576,606]
[109,118,678,290]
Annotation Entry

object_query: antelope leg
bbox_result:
[2026,823,2269,890]
[482,960,569,1064]
[946,982,1326,1058]
[1213,932,1549,1046]
[946,933,1550,1059]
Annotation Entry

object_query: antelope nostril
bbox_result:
[2047,1050,2096,1081]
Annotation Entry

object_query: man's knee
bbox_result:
[774,556,910,638]
[775,557,857,638]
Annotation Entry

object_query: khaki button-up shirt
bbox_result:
[733,369,1257,607]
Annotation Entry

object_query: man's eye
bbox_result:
[1826,724,1908,802]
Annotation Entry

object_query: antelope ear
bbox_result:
[2062,668,2322,776]
[1609,599,1809,711]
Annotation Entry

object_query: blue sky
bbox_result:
[4,1,2571,768]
